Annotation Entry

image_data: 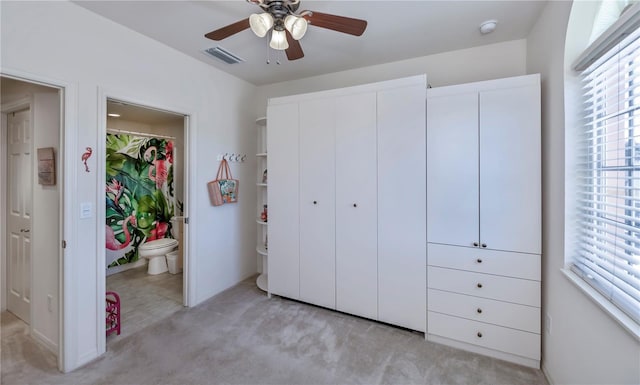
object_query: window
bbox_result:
[573,20,640,325]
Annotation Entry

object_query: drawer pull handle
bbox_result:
[353,203,357,207]
[476,258,482,263]
[477,308,483,314]
[477,283,483,288]
[481,243,487,248]
[477,332,483,338]
[313,201,317,205]
[473,242,479,247]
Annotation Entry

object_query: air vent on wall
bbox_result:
[203,46,245,64]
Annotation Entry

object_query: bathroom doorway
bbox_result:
[102,98,189,343]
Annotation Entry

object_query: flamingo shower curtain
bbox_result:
[105,133,176,270]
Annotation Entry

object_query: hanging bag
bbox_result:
[208,159,239,206]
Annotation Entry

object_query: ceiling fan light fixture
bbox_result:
[284,14,308,40]
[249,12,274,37]
[270,29,289,50]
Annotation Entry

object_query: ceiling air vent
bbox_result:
[203,46,245,64]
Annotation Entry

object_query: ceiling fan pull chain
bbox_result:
[266,31,271,64]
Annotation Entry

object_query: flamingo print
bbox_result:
[105,214,136,250]
[144,146,169,189]
[81,147,92,173]
[106,178,124,207]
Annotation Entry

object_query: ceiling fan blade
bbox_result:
[304,11,367,36]
[204,18,250,41]
[285,31,304,60]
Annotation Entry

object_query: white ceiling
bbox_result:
[75,0,547,86]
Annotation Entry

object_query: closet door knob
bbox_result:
[476,258,483,264]
[473,242,479,247]
[477,308,483,314]
[481,243,487,248]
[313,201,317,205]
[353,203,357,208]
[477,283,483,288]
[477,332,483,338]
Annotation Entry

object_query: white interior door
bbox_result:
[335,92,377,319]
[299,98,335,309]
[426,91,480,248]
[6,108,32,324]
[479,85,541,254]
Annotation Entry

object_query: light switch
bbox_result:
[80,202,93,219]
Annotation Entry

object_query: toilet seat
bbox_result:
[139,238,178,251]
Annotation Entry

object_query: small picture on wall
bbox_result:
[37,147,56,185]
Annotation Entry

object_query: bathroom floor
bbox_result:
[106,265,183,343]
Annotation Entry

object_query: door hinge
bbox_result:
[61,240,67,249]
[184,217,189,225]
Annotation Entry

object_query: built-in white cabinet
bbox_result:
[426,74,541,368]
[268,75,427,332]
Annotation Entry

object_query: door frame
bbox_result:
[96,88,197,354]
[0,67,77,372]
[1,97,33,325]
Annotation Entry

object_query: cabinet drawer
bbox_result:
[428,267,540,307]
[428,312,540,360]
[428,289,540,333]
[428,243,540,280]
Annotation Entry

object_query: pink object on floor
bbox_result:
[106,291,121,336]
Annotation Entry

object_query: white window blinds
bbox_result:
[573,24,640,324]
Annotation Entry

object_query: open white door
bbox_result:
[6,107,32,324]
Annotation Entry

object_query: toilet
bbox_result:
[138,238,178,275]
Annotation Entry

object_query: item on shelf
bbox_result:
[261,204,268,222]
[208,159,239,206]
[262,169,268,183]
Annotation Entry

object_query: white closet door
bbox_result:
[267,102,300,299]
[335,92,378,319]
[377,84,427,332]
[479,85,541,254]
[426,91,479,247]
[299,98,336,309]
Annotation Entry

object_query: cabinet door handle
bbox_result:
[477,283,483,288]
[313,201,317,205]
[353,203,357,208]
[481,243,487,248]
[476,258,482,263]
[477,332,483,338]
[477,308,483,314]
[473,242,479,247]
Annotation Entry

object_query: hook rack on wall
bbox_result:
[217,153,247,162]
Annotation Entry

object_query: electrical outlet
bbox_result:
[545,313,552,335]
[47,295,53,312]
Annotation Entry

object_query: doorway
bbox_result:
[1,76,62,355]
[101,98,189,344]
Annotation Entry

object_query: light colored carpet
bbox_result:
[1,277,548,385]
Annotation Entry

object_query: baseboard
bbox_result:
[105,258,146,276]
[31,328,58,354]
[541,361,555,385]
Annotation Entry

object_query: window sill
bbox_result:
[561,268,640,341]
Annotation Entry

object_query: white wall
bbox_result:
[1,1,258,372]
[256,39,527,115]
[527,1,640,384]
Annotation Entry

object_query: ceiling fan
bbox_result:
[204,0,368,61]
